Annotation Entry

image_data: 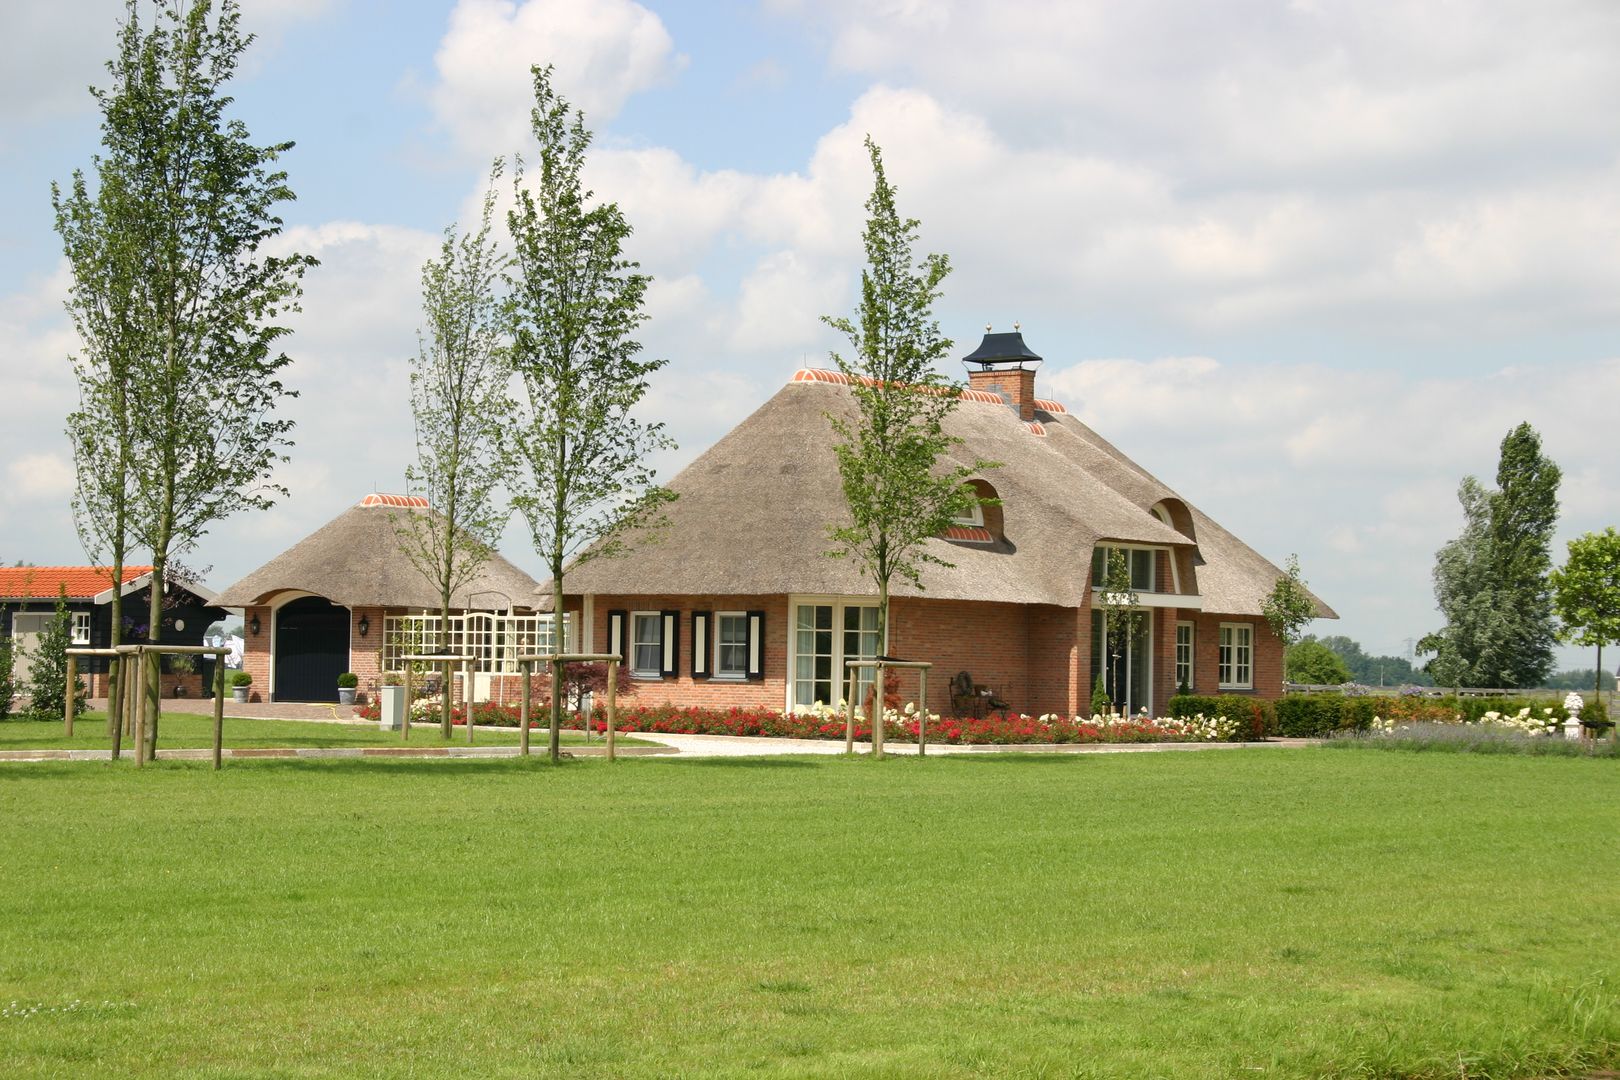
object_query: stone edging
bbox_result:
[0,745,678,763]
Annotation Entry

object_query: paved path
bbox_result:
[611,733,1318,757]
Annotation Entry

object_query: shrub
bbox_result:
[1275,695,1377,737]
[229,671,252,687]
[1090,674,1111,717]
[25,595,87,720]
[0,632,15,721]
[336,673,358,689]
[1168,694,1275,740]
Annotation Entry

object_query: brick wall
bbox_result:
[587,594,790,711]
[1189,611,1285,699]
[242,605,271,702]
[348,606,387,703]
[887,596,1032,716]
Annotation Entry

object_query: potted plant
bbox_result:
[230,671,252,704]
[378,672,406,730]
[337,672,358,706]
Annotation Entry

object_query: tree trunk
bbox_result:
[440,590,453,740]
[548,575,563,764]
[146,548,165,758]
[873,580,889,758]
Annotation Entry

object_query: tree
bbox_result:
[1489,423,1561,686]
[26,593,88,720]
[1314,634,1432,687]
[397,169,512,738]
[58,1,314,747]
[1550,527,1620,701]
[1284,640,1352,685]
[1420,424,1560,688]
[822,137,989,755]
[0,621,15,722]
[1262,553,1318,648]
[505,66,674,762]
[1093,548,1144,715]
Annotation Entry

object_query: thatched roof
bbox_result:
[550,372,1334,618]
[215,494,540,610]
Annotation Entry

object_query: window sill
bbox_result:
[1217,685,1255,693]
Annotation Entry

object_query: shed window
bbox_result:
[71,611,91,646]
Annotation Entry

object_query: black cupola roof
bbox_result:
[963,328,1042,370]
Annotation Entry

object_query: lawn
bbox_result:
[0,712,646,751]
[0,749,1614,1078]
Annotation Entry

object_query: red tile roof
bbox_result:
[792,367,1010,405]
[1033,398,1067,415]
[943,525,995,544]
[0,565,153,600]
[358,493,430,509]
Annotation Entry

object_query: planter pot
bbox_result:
[232,687,249,704]
[338,687,357,706]
[379,685,406,731]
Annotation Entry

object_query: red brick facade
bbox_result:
[581,591,1286,717]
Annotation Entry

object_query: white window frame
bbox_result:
[630,611,663,679]
[1218,622,1253,690]
[714,611,749,680]
[1090,544,1158,593]
[951,500,984,527]
[382,612,570,674]
[71,611,92,646]
[786,596,881,712]
[1175,621,1194,692]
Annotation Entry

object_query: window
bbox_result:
[71,611,91,646]
[632,612,663,678]
[791,601,879,709]
[1175,621,1194,691]
[715,613,749,678]
[1219,623,1253,689]
[951,501,984,527]
[1090,546,1156,592]
[382,612,569,673]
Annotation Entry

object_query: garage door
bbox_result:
[274,597,349,702]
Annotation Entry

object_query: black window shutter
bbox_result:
[691,611,711,679]
[746,609,765,681]
[607,610,627,666]
[661,610,679,678]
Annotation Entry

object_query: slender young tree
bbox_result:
[822,137,989,753]
[55,3,155,730]
[1093,548,1144,714]
[1262,553,1318,648]
[1550,528,1620,703]
[505,66,674,762]
[66,1,315,739]
[397,169,513,738]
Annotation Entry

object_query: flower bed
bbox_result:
[349,698,1250,744]
[583,703,1247,745]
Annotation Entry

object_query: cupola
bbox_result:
[963,325,1042,421]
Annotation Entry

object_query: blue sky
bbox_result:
[3,0,1618,671]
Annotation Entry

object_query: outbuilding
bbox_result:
[215,494,544,703]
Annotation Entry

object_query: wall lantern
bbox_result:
[358,615,370,638]
[250,614,260,636]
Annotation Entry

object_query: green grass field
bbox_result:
[0,712,644,751]
[0,749,1614,1078]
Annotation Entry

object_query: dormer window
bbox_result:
[944,479,1001,545]
[952,501,985,527]
[1091,546,1156,591]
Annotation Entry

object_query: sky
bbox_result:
[2,0,1617,670]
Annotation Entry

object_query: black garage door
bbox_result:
[275,596,349,702]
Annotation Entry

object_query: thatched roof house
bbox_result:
[216,494,541,703]
[551,330,1333,718]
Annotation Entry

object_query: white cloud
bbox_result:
[1045,354,1620,656]
[429,0,683,158]
[6,454,75,502]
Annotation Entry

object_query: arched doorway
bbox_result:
[275,596,349,702]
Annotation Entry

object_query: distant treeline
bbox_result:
[1295,635,1614,691]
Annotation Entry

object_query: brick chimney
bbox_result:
[962,326,1043,421]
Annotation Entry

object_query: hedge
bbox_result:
[1166,695,1276,740]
